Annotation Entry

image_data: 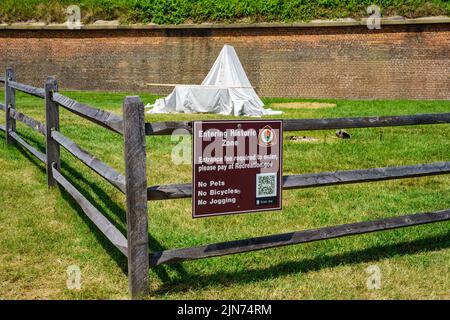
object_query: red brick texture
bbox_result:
[0,23,449,99]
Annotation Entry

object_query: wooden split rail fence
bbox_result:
[0,68,449,298]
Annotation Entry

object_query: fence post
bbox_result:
[5,67,16,144]
[123,96,149,298]
[45,76,60,187]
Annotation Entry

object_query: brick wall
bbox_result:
[0,23,449,99]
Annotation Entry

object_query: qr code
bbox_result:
[256,173,277,198]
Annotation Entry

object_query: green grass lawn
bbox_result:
[0,90,449,299]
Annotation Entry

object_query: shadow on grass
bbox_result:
[55,159,189,283]
[2,131,129,272]
[59,162,189,280]
[14,141,47,174]
[2,130,189,281]
[152,231,450,295]
[58,188,129,272]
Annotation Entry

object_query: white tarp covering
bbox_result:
[146,45,281,116]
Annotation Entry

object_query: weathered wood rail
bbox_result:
[147,162,450,200]
[10,108,46,136]
[51,164,128,256]
[150,208,450,266]
[52,92,124,134]
[145,113,450,135]
[9,80,45,98]
[0,120,47,163]
[0,67,449,299]
[51,130,126,193]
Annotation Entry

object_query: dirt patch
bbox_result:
[271,102,336,109]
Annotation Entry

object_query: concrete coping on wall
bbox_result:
[0,16,449,30]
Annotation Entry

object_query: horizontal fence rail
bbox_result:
[52,92,124,134]
[147,162,450,200]
[9,108,46,136]
[1,102,46,135]
[282,112,450,131]
[145,112,450,135]
[8,81,45,99]
[51,130,126,193]
[146,121,192,135]
[150,208,450,266]
[51,165,128,256]
[1,78,123,134]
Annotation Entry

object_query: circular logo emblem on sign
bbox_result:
[258,126,276,147]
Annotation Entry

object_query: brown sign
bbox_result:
[193,120,283,218]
